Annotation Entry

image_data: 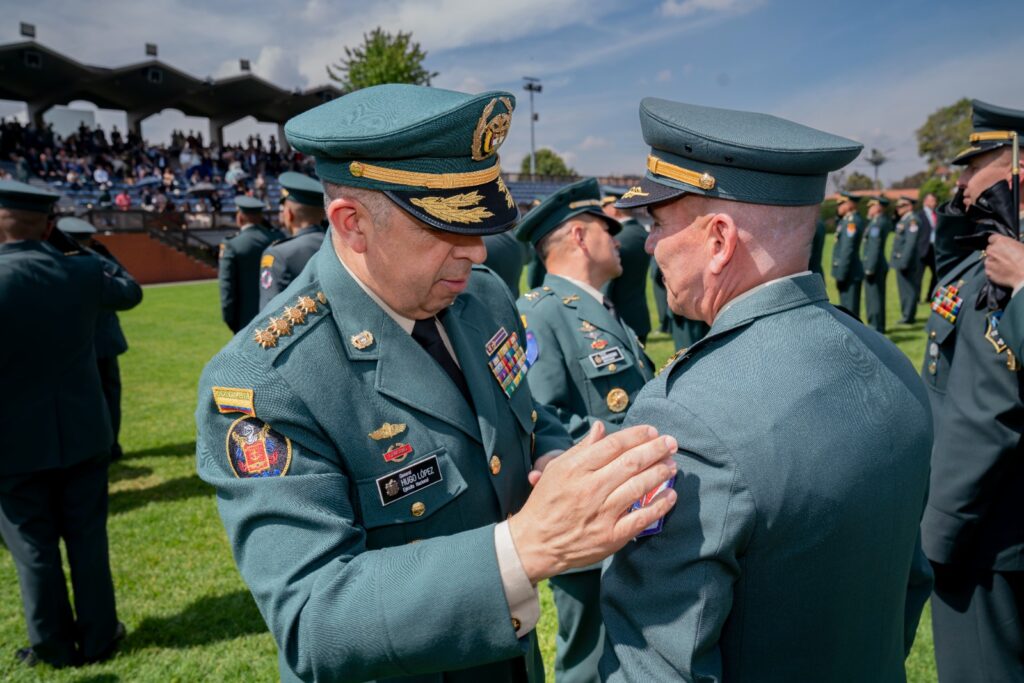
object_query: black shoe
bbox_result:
[15,647,38,667]
[84,622,126,665]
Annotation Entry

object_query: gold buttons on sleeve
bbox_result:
[411,502,426,517]
[511,617,522,631]
[490,455,502,475]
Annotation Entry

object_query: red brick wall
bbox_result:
[93,233,216,285]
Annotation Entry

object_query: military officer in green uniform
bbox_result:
[862,196,891,333]
[0,181,140,668]
[515,178,655,683]
[258,172,327,309]
[921,99,1024,683]
[891,197,923,324]
[832,191,865,317]
[600,98,934,682]
[195,84,677,683]
[600,190,653,344]
[219,196,284,332]
[54,216,140,461]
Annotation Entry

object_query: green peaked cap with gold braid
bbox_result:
[515,177,621,247]
[284,84,519,235]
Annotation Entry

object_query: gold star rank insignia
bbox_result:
[268,317,292,338]
[254,328,277,349]
[283,305,307,325]
[297,295,318,314]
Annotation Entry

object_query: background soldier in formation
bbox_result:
[218,196,284,332]
[921,100,1024,683]
[0,181,141,668]
[258,172,327,309]
[862,196,891,333]
[891,197,922,324]
[516,177,655,682]
[832,191,865,317]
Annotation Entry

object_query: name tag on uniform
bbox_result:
[376,455,443,506]
[589,346,625,369]
[632,476,676,537]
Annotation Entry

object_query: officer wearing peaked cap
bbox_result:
[600,99,934,682]
[920,99,1024,683]
[862,195,891,333]
[0,181,140,668]
[218,195,285,332]
[832,191,866,318]
[891,196,922,324]
[515,178,654,683]
[195,84,677,683]
[258,172,327,310]
[600,187,653,345]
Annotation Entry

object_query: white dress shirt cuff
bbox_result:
[494,520,539,638]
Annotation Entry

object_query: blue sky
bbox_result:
[2,0,1022,185]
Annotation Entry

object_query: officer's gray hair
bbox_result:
[321,181,395,226]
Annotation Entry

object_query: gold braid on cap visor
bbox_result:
[348,158,502,189]
[647,155,716,191]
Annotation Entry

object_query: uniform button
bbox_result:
[411,502,426,517]
[929,330,936,339]
[607,363,617,372]
[490,455,502,476]
[511,617,522,631]
[928,362,937,375]
[531,410,538,423]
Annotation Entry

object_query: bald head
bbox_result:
[0,208,48,244]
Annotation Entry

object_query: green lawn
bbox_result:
[0,237,937,681]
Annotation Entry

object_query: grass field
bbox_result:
[0,237,939,681]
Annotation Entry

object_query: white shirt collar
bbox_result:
[556,275,606,304]
[713,271,811,324]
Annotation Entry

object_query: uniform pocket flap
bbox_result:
[929,317,956,345]
[356,448,467,529]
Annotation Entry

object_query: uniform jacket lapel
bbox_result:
[444,297,499,456]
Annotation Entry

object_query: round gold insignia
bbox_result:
[606,388,629,413]
[471,97,513,161]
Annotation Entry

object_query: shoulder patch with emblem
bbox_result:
[846,222,857,237]
[261,254,275,268]
[225,417,292,478]
[212,387,255,416]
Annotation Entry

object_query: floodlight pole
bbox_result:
[523,77,542,177]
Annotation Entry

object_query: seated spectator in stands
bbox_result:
[254,172,267,200]
[98,185,113,208]
[66,169,80,189]
[93,165,110,186]
[140,190,155,212]
[115,189,131,211]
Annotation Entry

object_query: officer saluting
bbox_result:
[832,191,865,317]
[0,181,141,668]
[599,99,933,682]
[515,178,655,682]
[218,196,284,332]
[891,196,922,324]
[195,84,677,683]
[862,196,891,333]
[258,172,327,309]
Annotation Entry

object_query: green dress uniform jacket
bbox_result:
[219,223,284,332]
[862,214,891,332]
[920,254,1024,570]
[258,224,327,309]
[196,238,572,683]
[891,212,922,323]
[602,218,652,342]
[998,290,1024,361]
[518,275,654,442]
[483,231,529,298]
[601,273,934,683]
[831,211,865,316]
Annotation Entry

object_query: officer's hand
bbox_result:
[527,453,559,487]
[508,422,678,583]
[984,234,1024,291]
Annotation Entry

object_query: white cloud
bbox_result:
[656,68,673,82]
[660,0,753,18]
[579,135,609,150]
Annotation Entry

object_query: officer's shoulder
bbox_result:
[235,281,335,364]
[517,283,559,309]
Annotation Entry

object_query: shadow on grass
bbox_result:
[109,463,153,483]
[70,675,120,683]
[124,441,197,459]
[109,475,211,516]
[125,589,265,651]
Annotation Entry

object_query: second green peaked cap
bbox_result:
[952,99,1024,165]
[515,178,621,246]
[285,84,519,235]
[617,98,863,209]
[277,171,324,207]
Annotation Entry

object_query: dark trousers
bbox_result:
[96,356,123,460]
[896,268,919,323]
[864,269,887,333]
[921,246,937,303]
[0,455,118,666]
[550,568,604,683]
[836,278,863,320]
[931,563,1024,683]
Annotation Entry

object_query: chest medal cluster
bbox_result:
[485,326,529,398]
[931,281,963,325]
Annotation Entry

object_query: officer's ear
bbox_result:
[327,197,370,254]
[706,212,739,276]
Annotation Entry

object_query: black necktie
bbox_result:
[603,297,622,324]
[411,315,474,408]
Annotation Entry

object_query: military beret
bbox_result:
[277,171,324,207]
[235,195,267,215]
[616,99,862,209]
[285,84,518,235]
[0,179,60,213]
[57,216,97,234]
[952,99,1024,165]
[515,178,621,246]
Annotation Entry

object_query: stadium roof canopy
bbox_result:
[0,40,342,142]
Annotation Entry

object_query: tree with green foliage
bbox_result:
[327,28,438,92]
[843,171,875,192]
[916,98,972,168]
[520,148,575,177]
[891,170,930,189]
[918,177,954,204]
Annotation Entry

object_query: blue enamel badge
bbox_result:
[226,417,292,478]
[525,330,539,367]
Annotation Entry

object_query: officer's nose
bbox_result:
[454,236,487,264]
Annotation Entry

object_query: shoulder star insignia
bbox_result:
[283,305,307,325]
[657,348,687,376]
[268,317,292,337]
[254,328,278,349]
[296,295,318,314]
